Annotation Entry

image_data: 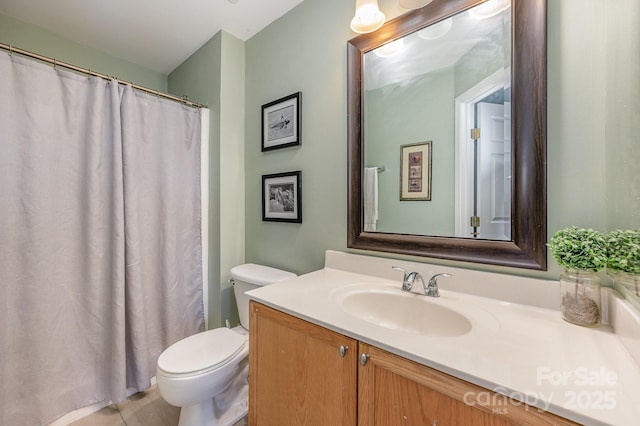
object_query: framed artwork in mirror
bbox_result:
[261,92,301,151]
[262,171,302,223]
[400,141,432,201]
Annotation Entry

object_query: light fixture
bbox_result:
[468,0,510,19]
[350,0,386,34]
[418,17,453,40]
[374,39,405,58]
[399,0,433,9]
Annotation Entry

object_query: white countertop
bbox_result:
[248,252,640,426]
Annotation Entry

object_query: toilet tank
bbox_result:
[230,263,296,329]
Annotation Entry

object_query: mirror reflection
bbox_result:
[363,0,511,240]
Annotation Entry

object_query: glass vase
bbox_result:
[560,269,601,327]
[615,271,640,298]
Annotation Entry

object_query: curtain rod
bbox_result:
[0,42,207,109]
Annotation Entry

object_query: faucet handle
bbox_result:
[426,273,452,297]
[392,266,415,292]
[429,273,452,285]
[430,272,451,278]
[392,266,409,280]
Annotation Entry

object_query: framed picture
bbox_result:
[400,141,432,201]
[262,171,302,223]
[261,92,301,151]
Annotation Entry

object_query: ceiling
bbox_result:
[0,0,304,75]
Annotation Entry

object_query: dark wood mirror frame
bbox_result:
[347,0,547,270]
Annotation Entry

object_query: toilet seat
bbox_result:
[157,328,247,377]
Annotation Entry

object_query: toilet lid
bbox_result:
[230,263,297,286]
[157,328,247,375]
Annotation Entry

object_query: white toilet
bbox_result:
[156,263,296,426]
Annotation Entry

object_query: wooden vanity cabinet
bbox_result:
[249,302,578,426]
[248,301,357,425]
[358,343,578,426]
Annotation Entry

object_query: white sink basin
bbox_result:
[331,284,472,337]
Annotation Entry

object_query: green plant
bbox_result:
[548,227,607,271]
[606,229,640,275]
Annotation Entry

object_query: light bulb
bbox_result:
[418,18,453,40]
[351,0,386,34]
[374,39,405,58]
[468,0,510,19]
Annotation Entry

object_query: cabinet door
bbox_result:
[358,343,577,426]
[249,302,357,426]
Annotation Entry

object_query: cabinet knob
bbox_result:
[339,345,349,358]
[359,353,370,366]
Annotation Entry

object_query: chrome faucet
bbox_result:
[392,267,451,297]
[424,273,452,297]
[392,267,420,292]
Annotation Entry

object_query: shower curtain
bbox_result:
[0,51,206,425]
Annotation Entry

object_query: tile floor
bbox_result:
[69,385,247,426]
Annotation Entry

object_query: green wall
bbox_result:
[245,0,639,281]
[0,13,166,92]
[218,33,246,326]
[245,0,355,275]
[365,69,455,235]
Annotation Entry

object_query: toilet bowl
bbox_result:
[156,263,296,426]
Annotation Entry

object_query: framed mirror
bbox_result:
[347,0,547,270]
